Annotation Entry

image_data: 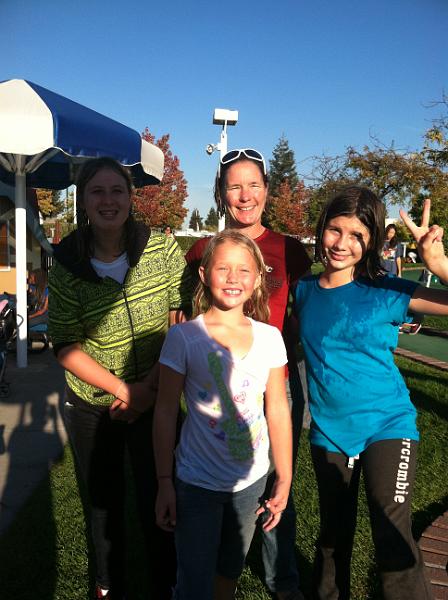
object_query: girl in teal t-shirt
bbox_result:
[295,186,448,600]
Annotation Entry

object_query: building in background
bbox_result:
[0,182,53,294]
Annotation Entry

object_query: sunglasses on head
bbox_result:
[218,148,267,176]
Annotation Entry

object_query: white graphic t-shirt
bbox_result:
[159,314,287,492]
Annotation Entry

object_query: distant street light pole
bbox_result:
[206,108,238,231]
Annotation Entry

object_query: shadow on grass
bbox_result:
[362,495,448,600]
[0,445,155,600]
[412,494,448,540]
[398,365,448,421]
[0,467,59,600]
[70,447,154,600]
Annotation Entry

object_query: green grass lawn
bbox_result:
[0,356,447,600]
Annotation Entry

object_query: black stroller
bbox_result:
[0,297,16,397]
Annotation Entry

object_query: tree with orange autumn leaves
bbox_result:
[264,135,312,238]
[133,128,188,229]
[268,179,312,238]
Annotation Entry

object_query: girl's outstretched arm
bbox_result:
[153,364,185,532]
[400,198,448,315]
[400,198,448,283]
[259,366,293,532]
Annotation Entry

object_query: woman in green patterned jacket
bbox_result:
[49,157,191,600]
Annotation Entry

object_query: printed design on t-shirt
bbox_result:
[197,380,213,401]
[266,273,282,290]
[382,245,397,261]
[207,351,260,462]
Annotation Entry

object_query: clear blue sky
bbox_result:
[2,0,447,223]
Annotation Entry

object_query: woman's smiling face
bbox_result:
[82,168,131,233]
[223,160,268,231]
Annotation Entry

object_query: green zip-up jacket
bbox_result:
[48,224,191,406]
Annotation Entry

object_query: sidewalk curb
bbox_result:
[419,510,448,599]
[421,327,448,340]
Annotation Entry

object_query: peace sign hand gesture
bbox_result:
[400,198,448,282]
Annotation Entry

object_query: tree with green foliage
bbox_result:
[345,143,442,208]
[189,208,203,231]
[423,93,448,168]
[306,137,448,235]
[306,154,352,231]
[61,190,75,224]
[265,135,303,229]
[268,135,299,197]
[204,206,218,231]
[347,140,448,250]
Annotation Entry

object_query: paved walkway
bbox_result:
[419,511,448,599]
[0,350,66,534]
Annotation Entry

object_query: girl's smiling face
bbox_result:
[199,241,261,312]
[322,215,371,279]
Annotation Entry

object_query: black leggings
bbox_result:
[311,439,433,600]
[63,388,176,599]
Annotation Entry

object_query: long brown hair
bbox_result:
[385,223,398,249]
[193,230,270,323]
[315,185,386,280]
[75,157,136,261]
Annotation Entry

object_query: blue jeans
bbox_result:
[174,475,267,600]
[259,362,305,593]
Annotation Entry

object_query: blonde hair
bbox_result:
[193,229,270,323]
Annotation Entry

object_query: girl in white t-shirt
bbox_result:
[153,229,293,600]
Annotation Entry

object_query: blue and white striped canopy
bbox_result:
[0,78,165,368]
[0,79,164,188]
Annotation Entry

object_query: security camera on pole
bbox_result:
[205,108,238,231]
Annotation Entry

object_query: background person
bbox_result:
[381,223,403,276]
[49,157,191,600]
[164,224,175,238]
[186,148,311,600]
[154,230,292,600]
[382,223,423,334]
[27,268,49,327]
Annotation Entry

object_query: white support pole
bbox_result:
[218,124,228,232]
[15,171,28,368]
[73,185,77,225]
